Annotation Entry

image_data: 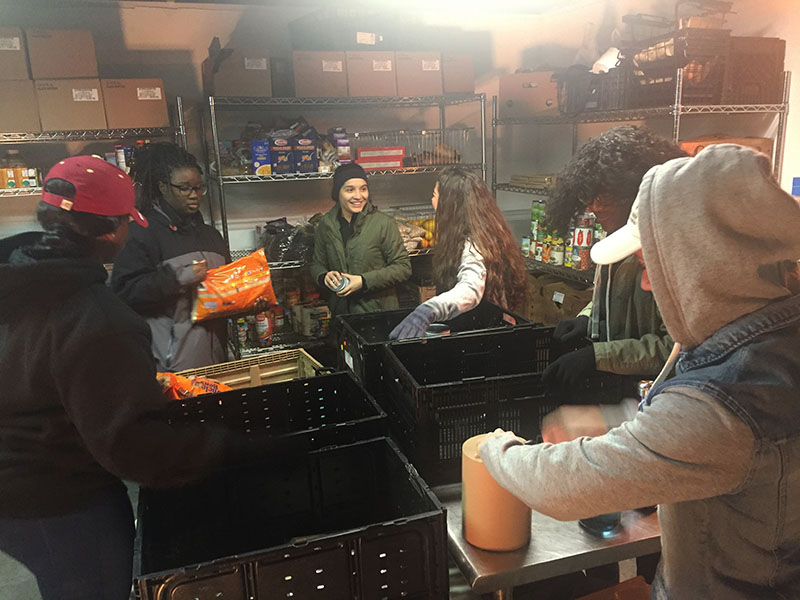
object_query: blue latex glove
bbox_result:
[389,304,436,340]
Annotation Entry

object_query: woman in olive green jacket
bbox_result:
[310,163,411,317]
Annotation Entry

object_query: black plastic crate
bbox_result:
[596,65,632,111]
[336,301,531,397]
[382,327,628,484]
[134,437,448,600]
[721,36,785,104]
[160,371,386,452]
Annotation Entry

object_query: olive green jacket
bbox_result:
[579,256,674,377]
[310,202,411,317]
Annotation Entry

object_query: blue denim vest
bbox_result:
[643,294,800,599]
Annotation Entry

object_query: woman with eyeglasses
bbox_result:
[111,142,230,371]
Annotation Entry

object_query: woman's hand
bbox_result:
[324,270,343,290]
[337,274,363,296]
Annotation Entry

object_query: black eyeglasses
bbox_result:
[169,182,207,197]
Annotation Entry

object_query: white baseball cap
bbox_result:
[590,196,641,265]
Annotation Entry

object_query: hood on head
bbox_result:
[636,144,800,348]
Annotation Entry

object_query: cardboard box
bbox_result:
[293,51,348,98]
[679,135,774,163]
[269,137,294,174]
[395,52,442,96]
[415,284,437,304]
[357,157,404,171]
[0,27,30,80]
[35,79,106,131]
[26,29,97,79]
[293,136,318,173]
[251,140,271,175]
[346,51,396,97]
[0,80,40,132]
[101,79,168,129]
[499,72,559,119]
[442,53,474,94]
[202,39,271,97]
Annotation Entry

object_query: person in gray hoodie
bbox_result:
[480,144,800,599]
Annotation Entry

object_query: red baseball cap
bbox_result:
[41,155,148,227]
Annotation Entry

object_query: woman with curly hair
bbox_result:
[390,167,527,339]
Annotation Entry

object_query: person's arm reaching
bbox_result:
[479,386,754,520]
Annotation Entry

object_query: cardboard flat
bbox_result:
[101,79,169,129]
[0,80,40,132]
[680,135,774,163]
[35,79,106,131]
[293,51,348,98]
[0,27,30,80]
[442,53,474,94]
[395,51,443,97]
[26,28,97,79]
[346,51,397,97]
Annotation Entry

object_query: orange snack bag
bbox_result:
[157,372,232,400]
[191,248,277,323]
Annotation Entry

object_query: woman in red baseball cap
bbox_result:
[0,156,271,600]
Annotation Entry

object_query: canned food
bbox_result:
[574,227,593,248]
[578,247,592,271]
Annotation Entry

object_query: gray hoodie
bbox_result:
[481,145,800,599]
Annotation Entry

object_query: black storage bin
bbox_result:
[721,36,785,104]
[382,327,627,485]
[336,301,531,397]
[134,437,448,600]
[596,65,632,111]
[161,371,386,451]
[626,27,730,107]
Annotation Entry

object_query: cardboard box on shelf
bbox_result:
[293,50,348,97]
[26,29,97,79]
[442,52,474,94]
[202,38,271,97]
[498,72,559,119]
[293,136,318,173]
[269,136,294,174]
[679,135,774,163]
[0,27,30,80]
[395,51,443,96]
[35,79,106,131]
[346,51,397,97]
[101,79,169,129]
[0,80,41,132]
[415,284,437,304]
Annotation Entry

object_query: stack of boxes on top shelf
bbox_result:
[0,27,169,134]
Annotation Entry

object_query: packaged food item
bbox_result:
[293,136,318,173]
[269,136,294,174]
[156,372,232,400]
[192,248,277,323]
[251,139,272,175]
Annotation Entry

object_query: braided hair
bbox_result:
[129,142,202,213]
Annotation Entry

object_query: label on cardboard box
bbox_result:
[322,60,343,73]
[358,147,405,158]
[356,32,377,46]
[0,37,21,51]
[244,57,268,71]
[72,88,99,102]
[422,59,441,71]
[269,137,294,174]
[251,140,272,175]
[136,87,163,101]
[293,137,318,173]
[372,59,392,72]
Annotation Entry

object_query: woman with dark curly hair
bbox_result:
[390,167,527,339]
[542,126,687,394]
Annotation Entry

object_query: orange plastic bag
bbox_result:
[191,248,277,323]
[157,372,233,400]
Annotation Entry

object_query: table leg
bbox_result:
[486,588,513,600]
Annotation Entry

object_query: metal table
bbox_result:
[434,484,661,600]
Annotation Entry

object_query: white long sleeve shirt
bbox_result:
[423,241,486,321]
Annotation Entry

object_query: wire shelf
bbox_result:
[213,164,482,183]
[0,128,176,144]
[211,94,485,108]
[525,257,594,284]
[494,183,551,196]
[0,187,42,197]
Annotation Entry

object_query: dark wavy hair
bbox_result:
[546,125,688,232]
[129,142,202,213]
[433,167,527,312]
